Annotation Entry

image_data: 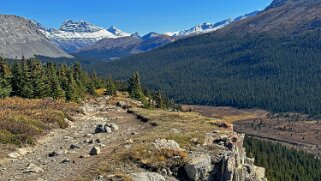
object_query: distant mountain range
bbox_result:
[0,10,260,59]
[76,32,176,60]
[165,11,259,37]
[37,11,259,59]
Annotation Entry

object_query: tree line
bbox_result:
[0,56,103,101]
[0,57,179,110]
[244,136,321,181]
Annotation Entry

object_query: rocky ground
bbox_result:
[0,97,148,181]
[0,96,267,181]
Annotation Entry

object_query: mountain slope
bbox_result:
[88,0,321,115]
[40,20,130,53]
[166,11,259,37]
[76,32,175,59]
[220,0,321,35]
[0,15,71,59]
[74,11,258,60]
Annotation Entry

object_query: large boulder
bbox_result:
[130,172,165,181]
[153,139,181,151]
[184,154,212,181]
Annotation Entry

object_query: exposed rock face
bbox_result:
[0,15,71,59]
[184,154,212,180]
[208,132,267,181]
[130,172,166,181]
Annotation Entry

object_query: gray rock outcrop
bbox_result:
[0,15,71,59]
[184,154,212,180]
[130,172,166,181]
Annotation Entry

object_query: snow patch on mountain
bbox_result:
[166,11,260,37]
[107,26,130,37]
[37,20,130,53]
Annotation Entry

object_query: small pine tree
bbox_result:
[105,78,116,96]
[92,72,103,89]
[30,59,49,98]
[72,62,86,98]
[11,61,24,96]
[46,62,65,100]
[154,90,165,109]
[128,72,145,100]
[87,81,97,95]
[65,69,79,101]
[58,64,69,92]
[0,56,12,98]
[20,58,34,98]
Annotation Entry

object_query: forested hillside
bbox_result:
[85,0,321,116]
[244,137,321,181]
[88,32,321,115]
[0,57,102,101]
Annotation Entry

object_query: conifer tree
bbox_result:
[20,58,34,98]
[65,69,79,101]
[105,77,116,96]
[30,59,48,98]
[11,61,23,96]
[72,62,86,98]
[128,72,145,100]
[46,62,65,99]
[92,72,103,89]
[58,64,68,92]
[0,56,12,98]
[87,81,97,95]
[154,90,165,109]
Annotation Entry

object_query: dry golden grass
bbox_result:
[0,97,78,146]
[106,92,143,108]
[131,108,219,147]
[95,108,221,177]
[95,88,106,96]
[182,105,267,124]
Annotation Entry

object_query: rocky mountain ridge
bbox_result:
[76,32,176,59]
[0,15,72,59]
[38,20,130,53]
[166,10,260,37]
[219,0,321,35]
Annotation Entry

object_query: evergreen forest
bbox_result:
[244,136,321,181]
[88,32,321,116]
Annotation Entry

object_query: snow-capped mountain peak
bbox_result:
[142,32,162,40]
[165,10,259,37]
[38,20,130,53]
[59,20,103,33]
[107,26,130,37]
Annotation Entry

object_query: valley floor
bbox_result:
[183,105,321,157]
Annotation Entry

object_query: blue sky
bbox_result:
[1,0,272,35]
